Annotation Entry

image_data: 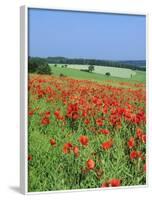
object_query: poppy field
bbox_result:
[28,73,146,192]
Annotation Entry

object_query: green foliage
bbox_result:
[37,65,52,75]
[88,65,95,72]
[28,57,52,75]
[59,73,66,77]
[105,72,111,76]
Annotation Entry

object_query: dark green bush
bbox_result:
[60,73,66,77]
[88,65,95,72]
[37,64,52,75]
[105,72,111,76]
[28,57,52,75]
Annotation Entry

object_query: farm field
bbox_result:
[50,65,146,85]
[28,72,146,192]
[50,64,137,78]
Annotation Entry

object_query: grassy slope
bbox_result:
[67,64,136,78]
[50,64,137,78]
[50,65,146,84]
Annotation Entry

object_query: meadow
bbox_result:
[50,64,138,78]
[50,65,146,84]
[28,66,146,192]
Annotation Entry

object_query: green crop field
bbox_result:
[50,64,137,78]
[49,64,146,85]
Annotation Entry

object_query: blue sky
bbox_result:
[28,8,146,60]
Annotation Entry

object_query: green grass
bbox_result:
[66,64,136,78]
[50,65,146,84]
[49,63,143,79]
[130,70,146,82]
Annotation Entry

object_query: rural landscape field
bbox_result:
[28,61,146,192]
[28,9,146,192]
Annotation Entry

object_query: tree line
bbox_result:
[28,56,146,75]
[46,57,145,71]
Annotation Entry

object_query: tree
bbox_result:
[88,65,95,73]
[28,59,39,73]
[28,57,52,75]
[37,64,52,75]
[105,72,111,76]
[60,73,65,77]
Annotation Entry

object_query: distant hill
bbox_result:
[29,56,146,71]
[119,60,146,68]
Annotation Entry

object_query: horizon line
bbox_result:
[28,56,146,62]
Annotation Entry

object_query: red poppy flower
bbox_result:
[82,110,87,117]
[72,112,79,120]
[141,134,146,144]
[86,159,95,170]
[41,117,50,125]
[136,128,143,139]
[96,118,103,126]
[101,182,109,187]
[28,111,34,116]
[109,179,121,187]
[101,139,113,150]
[128,137,135,149]
[130,150,142,160]
[92,96,102,106]
[100,129,110,135]
[50,139,56,146]
[144,163,146,172]
[84,119,90,125]
[73,146,79,157]
[45,111,51,117]
[79,135,89,146]
[63,143,73,154]
[28,155,32,161]
[54,110,60,117]
[66,103,79,120]
[101,179,121,187]
[54,110,64,120]
[130,151,137,159]
[73,146,79,154]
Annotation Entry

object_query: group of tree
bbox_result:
[28,56,146,75]
[54,64,68,68]
[61,64,68,68]
[28,57,52,75]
